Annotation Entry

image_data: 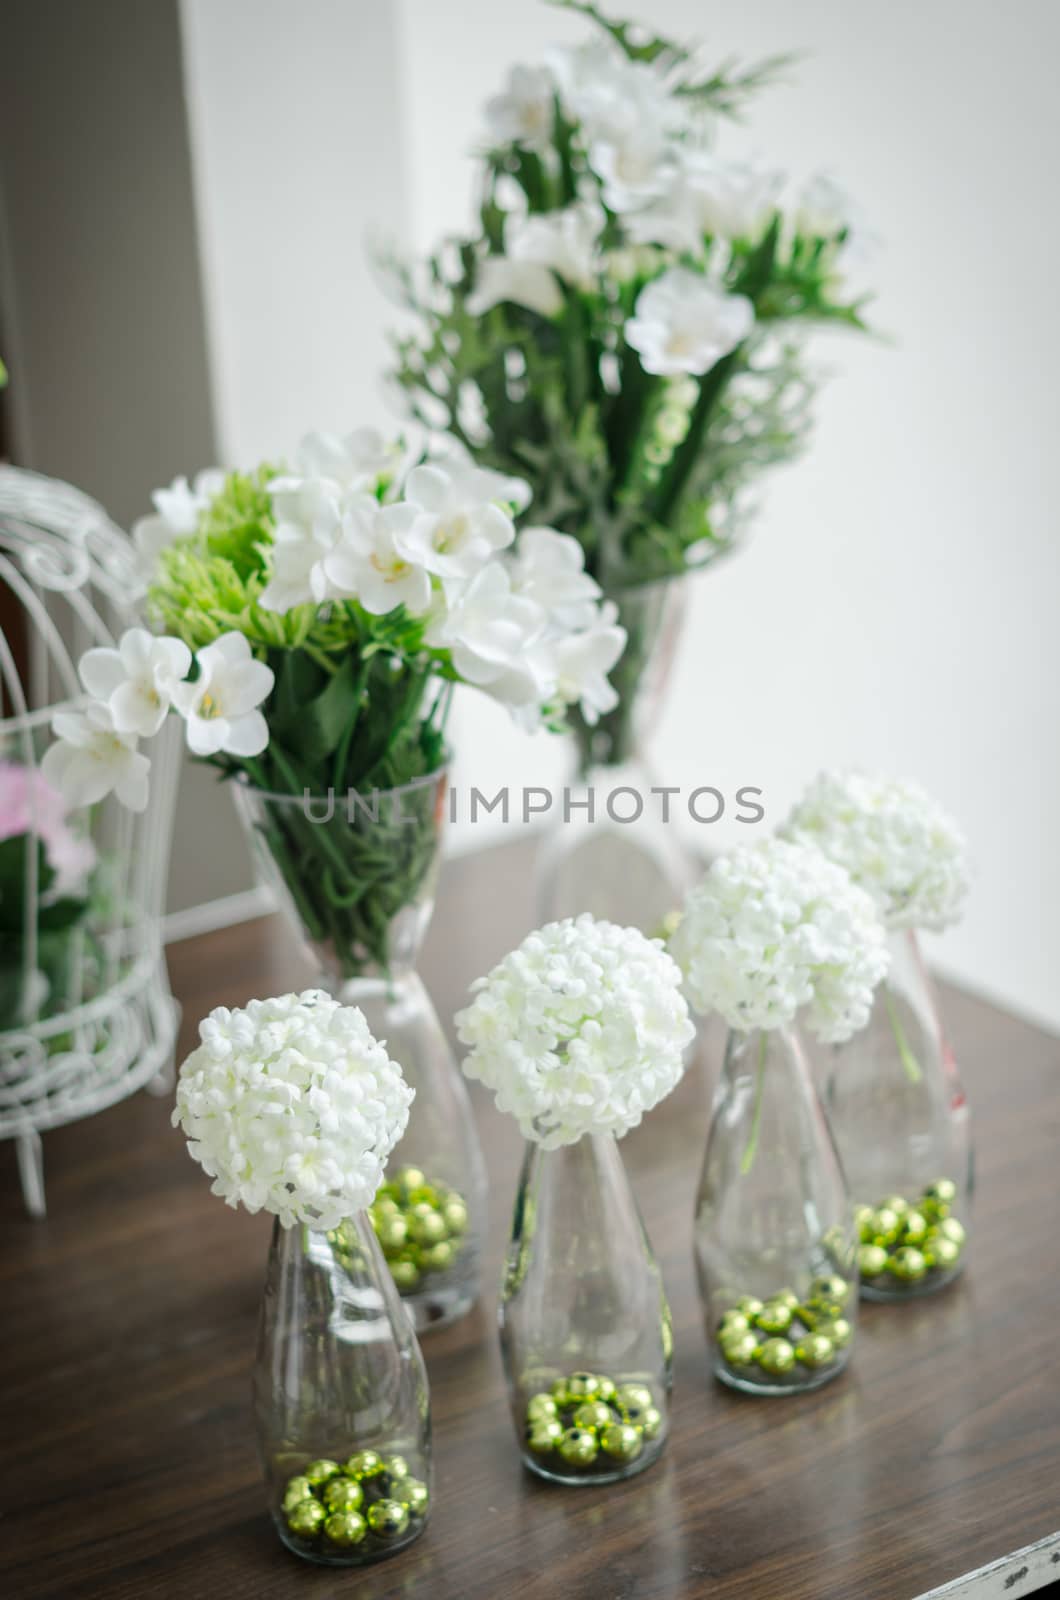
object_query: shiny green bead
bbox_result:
[921,1179,957,1219]
[375,1214,409,1255]
[566,1371,602,1400]
[600,1422,642,1461]
[323,1477,364,1513]
[282,1476,314,1513]
[615,1382,653,1412]
[809,1274,850,1309]
[422,1239,455,1273]
[902,1209,929,1245]
[400,1477,430,1514]
[719,1330,759,1369]
[888,1246,928,1281]
[880,1194,910,1219]
[574,1401,614,1431]
[756,1337,796,1375]
[373,1194,400,1216]
[594,1376,616,1403]
[407,1183,441,1208]
[368,1499,410,1538]
[390,1259,421,1293]
[858,1243,889,1278]
[824,1316,853,1349]
[526,1393,559,1424]
[344,1450,384,1480]
[775,1288,801,1312]
[324,1510,367,1547]
[736,1296,764,1318]
[395,1166,426,1194]
[528,1421,563,1455]
[408,1206,447,1246]
[795,1333,836,1369]
[925,1235,961,1271]
[755,1301,793,1335]
[938,1216,966,1247]
[286,1497,326,1537]
[868,1206,902,1247]
[557,1426,598,1466]
[383,1455,410,1484]
[640,1405,663,1440]
[855,1204,876,1242]
[717,1310,752,1337]
[550,1377,572,1405]
[303,1458,341,1486]
[442,1198,469,1235]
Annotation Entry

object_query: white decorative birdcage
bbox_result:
[0,464,180,1216]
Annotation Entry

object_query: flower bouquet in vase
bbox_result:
[784,771,973,1299]
[386,0,875,928]
[174,990,431,1567]
[673,839,889,1394]
[43,427,624,1330]
[457,913,694,1484]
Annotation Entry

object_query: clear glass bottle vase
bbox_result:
[499,1134,672,1486]
[232,769,488,1333]
[827,929,972,1301]
[536,578,695,935]
[694,1026,858,1396]
[253,1214,431,1567]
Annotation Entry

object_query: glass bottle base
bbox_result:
[276,1515,428,1567]
[521,1441,665,1487]
[860,1261,964,1302]
[714,1358,849,1397]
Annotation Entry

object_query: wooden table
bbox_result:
[3,840,1059,1600]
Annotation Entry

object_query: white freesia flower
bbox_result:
[399,462,516,583]
[629,155,782,252]
[625,269,754,377]
[509,527,602,629]
[78,627,191,738]
[260,478,345,612]
[132,468,225,572]
[456,914,694,1148]
[534,601,626,726]
[793,172,878,265]
[291,427,397,491]
[466,203,601,317]
[782,770,970,932]
[171,632,274,758]
[41,704,151,812]
[426,561,544,708]
[672,839,889,1043]
[589,123,676,214]
[466,257,564,319]
[485,63,555,149]
[324,498,432,616]
[173,990,414,1229]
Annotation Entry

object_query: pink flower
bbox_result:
[0,760,97,897]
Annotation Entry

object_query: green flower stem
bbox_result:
[740,1032,769,1176]
[883,987,923,1085]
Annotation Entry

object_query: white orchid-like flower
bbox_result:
[484,63,556,149]
[292,427,398,491]
[589,122,676,215]
[132,468,225,573]
[793,172,878,265]
[629,154,782,252]
[534,602,626,727]
[399,462,516,584]
[625,269,754,377]
[324,498,432,616]
[466,203,601,318]
[77,627,192,738]
[426,560,544,708]
[41,704,151,812]
[171,632,274,758]
[509,527,602,629]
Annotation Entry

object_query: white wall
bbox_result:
[395,0,1060,1030]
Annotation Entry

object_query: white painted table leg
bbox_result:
[15,1127,46,1218]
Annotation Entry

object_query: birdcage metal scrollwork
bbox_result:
[0,465,180,1216]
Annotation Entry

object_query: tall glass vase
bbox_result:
[694,1027,858,1396]
[827,930,972,1301]
[499,1134,672,1485]
[536,579,695,935]
[232,769,487,1332]
[253,1214,431,1567]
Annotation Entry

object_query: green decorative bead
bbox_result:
[368,1499,410,1538]
[408,1206,447,1247]
[824,1316,853,1348]
[395,1166,426,1194]
[902,1209,929,1245]
[442,1198,469,1235]
[400,1478,430,1514]
[375,1215,409,1255]
[938,1216,966,1247]
[858,1243,889,1278]
[888,1246,928,1282]
[640,1405,663,1440]
[594,1377,616,1403]
[303,1458,341,1486]
[557,1426,599,1466]
[880,1194,910,1218]
[324,1510,367,1547]
[600,1422,643,1461]
[756,1338,796,1375]
[809,1274,850,1309]
[775,1288,801,1312]
[719,1330,759,1369]
[383,1455,410,1484]
[615,1382,653,1412]
[287,1497,327,1537]
[550,1377,572,1405]
[736,1296,764,1318]
[282,1476,314,1513]
[373,1194,399,1216]
[345,1450,384,1480]
[717,1310,752,1337]
[574,1401,614,1431]
[526,1393,559,1424]
[921,1178,957,1219]
[566,1371,602,1400]
[925,1235,961,1271]
[407,1183,441,1208]
[323,1477,364,1513]
[528,1422,563,1455]
[390,1259,421,1293]
[795,1333,836,1369]
[377,1181,401,1204]
[755,1301,793,1336]
[868,1206,902,1247]
[855,1204,876,1241]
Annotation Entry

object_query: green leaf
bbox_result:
[268,650,361,765]
[0,835,55,931]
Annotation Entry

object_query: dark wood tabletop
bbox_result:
[3,839,1060,1600]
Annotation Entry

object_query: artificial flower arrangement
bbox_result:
[386,0,873,766]
[173,989,433,1566]
[457,912,693,1482]
[673,837,888,1393]
[41,430,625,976]
[782,770,973,1299]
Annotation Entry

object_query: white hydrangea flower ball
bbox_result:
[456,914,694,1148]
[783,769,970,931]
[173,990,413,1229]
[672,839,889,1043]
